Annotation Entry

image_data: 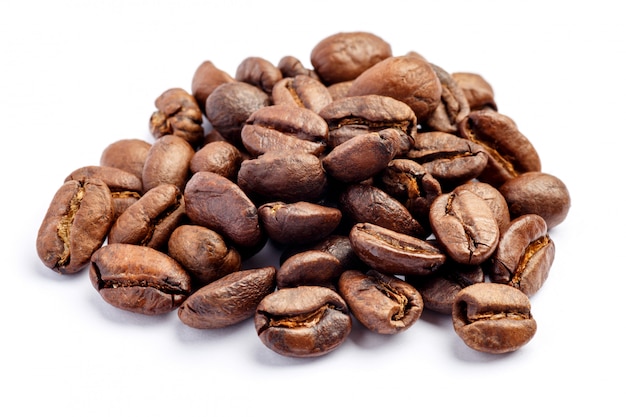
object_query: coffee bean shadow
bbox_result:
[450,333,516,363]
[346,319,395,350]
[252,343,321,368]
[174,317,253,344]
[88,291,172,327]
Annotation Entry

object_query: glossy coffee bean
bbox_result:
[37,179,114,274]
[141,134,195,193]
[489,214,555,297]
[338,269,424,334]
[89,243,192,315]
[429,189,500,265]
[452,282,537,354]
[178,266,276,329]
[276,250,343,289]
[271,75,333,113]
[255,286,352,358]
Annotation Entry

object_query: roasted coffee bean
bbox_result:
[237,151,328,203]
[184,171,263,249]
[204,81,271,146]
[37,179,115,274]
[99,138,152,182]
[454,181,510,234]
[339,183,425,237]
[323,129,413,184]
[310,31,392,85]
[178,266,276,329]
[65,165,143,220]
[407,131,488,190]
[108,183,186,250]
[258,201,342,245]
[452,282,537,354]
[311,235,366,271]
[326,80,353,101]
[276,250,343,289]
[347,54,442,124]
[277,55,320,80]
[498,171,571,229]
[142,134,195,193]
[429,189,500,265]
[189,141,242,181]
[338,269,424,334]
[425,63,470,133]
[376,158,442,230]
[349,222,446,276]
[241,104,328,157]
[489,214,555,297]
[457,110,541,187]
[191,60,235,115]
[167,225,242,288]
[451,72,498,111]
[406,261,484,314]
[255,285,352,358]
[318,94,417,149]
[272,75,333,113]
[235,56,283,94]
[149,87,204,145]
[89,243,192,315]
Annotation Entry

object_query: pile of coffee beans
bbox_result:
[36,31,571,358]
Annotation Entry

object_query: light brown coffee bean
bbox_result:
[142,134,195,193]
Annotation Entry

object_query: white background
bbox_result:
[2,1,624,415]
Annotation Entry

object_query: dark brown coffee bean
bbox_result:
[272,75,333,113]
[237,151,328,203]
[407,131,488,189]
[454,181,510,235]
[425,63,470,133]
[349,222,446,276]
[339,183,425,237]
[108,183,186,251]
[65,165,143,220]
[178,266,276,329]
[318,94,417,149]
[323,129,410,183]
[310,31,392,85]
[429,189,500,265]
[204,81,271,146]
[489,214,555,297]
[277,55,320,80]
[451,72,498,111]
[149,88,204,145]
[235,56,283,94]
[255,285,352,358]
[347,55,442,124]
[89,243,192,315]
[258,201,342,245]
[167,225,242,288]
[189,141,243,181]
[338,269,424,334]
[276,250,343,289]
[457,110,541,187]
[498,171,571,229]
[184,171,263,249]
[142,134,195,193]
[406,261,484,314]
[241,104,328,157]
[191,60,235,115]
[452,282,537,354]
[311,235,367,272]
[37,179,114,274]
[99,138,151,182]
[376,158,442,231]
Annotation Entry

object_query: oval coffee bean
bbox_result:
[108,183,186,250]
[89,243,192,315]
[178,266,276,329]
[498,171,571,230]
[453,181,510,235]
[452,282,537,354]
[189,141,242,181]
[338,269,424,334]
[276,250,343,289]
[142,134,195,193]
[349,222,446,276]
[489,214,555,297]
[36,179,114,274]
[99,138,152,182]
[271,75,333,113]
[184,171,263,249]
[429,189,500,265]
[255,286,352,358]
